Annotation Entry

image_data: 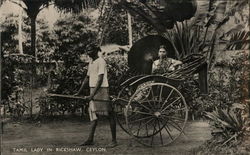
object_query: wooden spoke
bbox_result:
[168,119,183,132]
[127,115,145,129]
[136,121,142,136]
[118,98,130,103]
[161,97,182,112]
[159,118,174,140]
[132,100,152,112]
[171,107,186,111]
[129,115,154,124]
[132,110,154,116]
[161,119,182,132]
[150,119,157,146]
[165,122,173,132]
[145,123,149,136]
[160,89,174,111]
[160,107,186,117]
[142,117,155,128]
[144,99,154,109]
[162,115,186,122]
[126,82,188,147]
[150,86,157,106]
[126,112,142,123]
[159,85,163,103]
[160,114,185,122]
[157,119,164,145]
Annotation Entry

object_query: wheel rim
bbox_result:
[114,85,136,135]
[125,82,188,147]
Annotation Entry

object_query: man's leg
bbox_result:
[80,119,98,146]
[108,111,117,145]
[87,119,98,141]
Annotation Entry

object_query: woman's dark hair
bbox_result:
[86,44,101,58]
[159,45,166,50]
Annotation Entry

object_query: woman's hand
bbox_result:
[174,64,182,70]
[74,92,80,96]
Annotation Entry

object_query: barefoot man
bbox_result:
[75,44,117,147]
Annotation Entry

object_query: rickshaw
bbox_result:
[48,35,208,147]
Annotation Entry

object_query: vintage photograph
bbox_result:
[0,0,249,154]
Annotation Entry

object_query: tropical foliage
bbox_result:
[164,0,249,61]
[52,12,97,67]
[205,104,246,144]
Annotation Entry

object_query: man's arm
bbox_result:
[89,74,104,100]
[75,75,89,95]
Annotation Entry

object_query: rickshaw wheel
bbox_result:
[114,84,136,135]
[125,82,188,147]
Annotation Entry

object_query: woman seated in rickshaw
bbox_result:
[133,45,183,101]
[152,45,182,74]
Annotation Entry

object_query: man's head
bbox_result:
[158,45,167,59]
[86,44,102,60]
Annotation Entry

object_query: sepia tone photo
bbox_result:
[0,0,249,154]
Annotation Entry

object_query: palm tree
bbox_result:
[4,0,246,60]
[18,5,23,54]
[7,0,101,58]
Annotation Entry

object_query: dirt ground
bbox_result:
[1,117,211,155]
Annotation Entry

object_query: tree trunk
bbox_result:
[30,16,36,58]
[18,7,23,54]
[30,15,37,110]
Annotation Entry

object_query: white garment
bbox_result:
[88,101,97,121]
[87,57,109,87]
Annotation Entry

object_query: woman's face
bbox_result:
[158,48,167,59]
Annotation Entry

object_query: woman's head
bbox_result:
[158,45,167,59]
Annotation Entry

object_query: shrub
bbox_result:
[189,52,249,119]
[205,104,247,145]
[105,54,129,96]
[37,54,129,116]
[1,54,33,117]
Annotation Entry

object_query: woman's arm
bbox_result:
[152,60,159,74]
[172,59,183,66]
[169,59,183,71]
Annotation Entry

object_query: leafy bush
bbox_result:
[53,13,97,68]
[35,92,84,118]
[191,51,250,154]
[1,54,34,118]
[105,54,129,96]
[190,52,249,118]
[205,104,247,145]
[37,54,129,116]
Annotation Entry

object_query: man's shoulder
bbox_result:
[97,57,106,64]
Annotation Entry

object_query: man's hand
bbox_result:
[84,95,94,102]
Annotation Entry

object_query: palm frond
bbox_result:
[205,104,246,140]
[54,0,101,13]
[225,31,250,50]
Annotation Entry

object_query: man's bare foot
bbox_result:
[106,141,118,148]
[79,140,94,146]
